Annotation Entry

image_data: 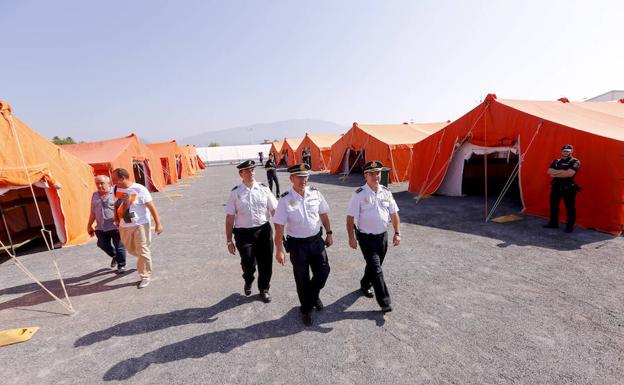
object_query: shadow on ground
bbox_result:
[307,172,364,188]
[0,268,137,312]
[394,191,615,251]
[96,290,384,381]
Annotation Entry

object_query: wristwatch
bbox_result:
[227,241,233,245]
[326,230,333,235]
[394,232,400,236]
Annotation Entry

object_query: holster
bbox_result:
[283,236,290,253]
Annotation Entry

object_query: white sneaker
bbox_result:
[138,278,151,289]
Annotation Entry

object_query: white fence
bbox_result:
[197,144,272,165]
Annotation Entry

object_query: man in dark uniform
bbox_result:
[264,152,280,197]
[544,144,581,233]
[273,163,333,326]
[346,161,400,313]
[225,160,278,303]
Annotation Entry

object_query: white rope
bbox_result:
[485,121,544,222]
[415,103,491,203]
[2,110,75,313]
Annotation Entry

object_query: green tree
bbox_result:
[208,142,219,147]
[52,136,77,145]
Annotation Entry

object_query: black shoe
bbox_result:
[244,283,252,296]
[110,259,117,269]
[260,290,272,303]
[301,312,313,326]
[381,305,393,313]
[116,266,126,274]
[314,298,324,310]
[543,224,558,229]
[360,286,374,298]
[564,227,574,233]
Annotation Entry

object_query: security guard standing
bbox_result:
[346,161,400,313]
[225,160,278,303]
[264,152,280,197]
[274,163,333,326]
[544,144,581,233]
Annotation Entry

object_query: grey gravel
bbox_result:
[1,165,623,385]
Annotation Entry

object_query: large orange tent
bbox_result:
[172,141,193,179]
[328,122,448,183]
[280,137,303,167]
[63,134,166,192]
[147,141,179,185]
[0,101,94,247]
[408,94,624,235]
[269,141,283,166]
[295,133,342,171]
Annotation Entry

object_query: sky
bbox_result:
[1,0,623,142]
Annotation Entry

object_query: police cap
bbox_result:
[561,144,573,151]
[236,160,256,170]
[363,160,384,173]
[288,163,310,176]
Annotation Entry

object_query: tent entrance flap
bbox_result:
[0,185,61,255]
[339,148,366,175]
[437,142,519,200]
[160,157,171,184]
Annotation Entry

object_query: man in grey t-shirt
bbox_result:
[87,175,127,273]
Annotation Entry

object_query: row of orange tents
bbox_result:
[0,100,204,250]
[267,95,624,235]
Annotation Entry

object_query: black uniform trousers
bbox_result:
[233,222,273,291]
[288,233,330,314]
[548,185,577,230]
[356,230,391,308]
[266,170,280,196]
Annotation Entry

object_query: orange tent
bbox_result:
[0,101,94,247]
[408,94,624,235]
[172,141,193,179]
[184,145,204,173]
[269,141,282,165]
[280,137,303,167]
[328,122,448,183]
[295,134,342,171]
[63,134,166,192]
[147,142,179,185]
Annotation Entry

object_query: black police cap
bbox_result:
[287,163,310,176]
[236,160,256,170]
[363,160,384,173]
[561,144,573,151]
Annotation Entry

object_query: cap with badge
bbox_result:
[561,144,573,151]
[287,163,310,176]
[236,160,256,170]
[363,160,384,173]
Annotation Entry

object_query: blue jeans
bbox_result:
[95,229,127,267]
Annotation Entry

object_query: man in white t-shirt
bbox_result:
[112,168,163,289]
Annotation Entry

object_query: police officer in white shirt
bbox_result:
[346,160,400,313]
[274,163,333,326]
[225,160,278,303]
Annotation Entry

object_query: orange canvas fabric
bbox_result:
[63,134,166,192]
[281,138,303,167]
[269,141,282,161]
[147,142,179,184]
[172,141,193,179]
[296,134,341,171]
[0,101,95,246]
[407,94,624,235]
[328,122,447,183]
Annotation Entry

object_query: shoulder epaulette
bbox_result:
[355,187,363,193]
[381,185,389,190]
[309,186,318,191]
[231,185,238,191]
[259,182,268,188]
[280,191,289,198]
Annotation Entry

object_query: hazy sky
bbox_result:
[2,0,622,142]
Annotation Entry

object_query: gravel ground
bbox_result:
[1,165,623,385]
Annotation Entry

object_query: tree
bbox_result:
[51,136,77,145]
[208,142,219,147]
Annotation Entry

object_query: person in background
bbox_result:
[258,151,264,164]
[265,152,280,197]
[544,144,581,233]
[87,175,127,273]
[112,168,163,289]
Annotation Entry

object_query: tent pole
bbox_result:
[484,116,488,222]
[0,206,15,255]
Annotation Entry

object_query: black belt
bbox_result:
[287,229,323,243]
[233,221,270,234]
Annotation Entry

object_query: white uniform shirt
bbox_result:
[225,181,278,228]
[346,183,399,235]
[273,186,330,238]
